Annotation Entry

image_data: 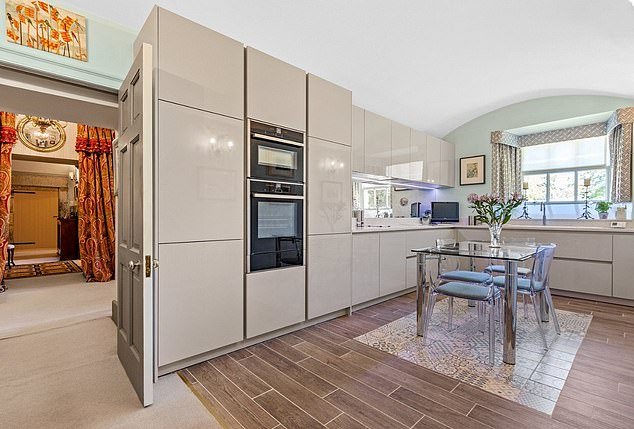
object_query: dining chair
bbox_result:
[436,239,493,285]
[492,244,560,350]
[484,237,535,278]
[425,276,500,365]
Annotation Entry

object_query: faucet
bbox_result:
[540,202,547,226]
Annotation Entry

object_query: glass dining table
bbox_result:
[411,241,546,365]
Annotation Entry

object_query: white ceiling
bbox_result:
[65,0,634,137]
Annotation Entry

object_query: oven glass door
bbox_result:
[250,195,304,272]
[250,137,304,183]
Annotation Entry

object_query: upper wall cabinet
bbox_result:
[156,9,244,119]
[410,129,427,182]
[307,74,352,146]
[352,106,365,172]
[364,110,391,177]
[390,121,411,179]
[308,137,352,235]
[425,135,442,185]
[247,47,306,131]
[440,140,455,187]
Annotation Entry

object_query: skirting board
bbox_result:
[157,288,415,376]
[551,289,634,308]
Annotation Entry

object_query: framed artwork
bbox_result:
[5,0,88,62]
[460,155,486,185]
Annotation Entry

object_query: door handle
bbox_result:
[128,260,141,271]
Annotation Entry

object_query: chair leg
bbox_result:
[477,301,485,333]
[497,295,504,342]
[531,294,548,350]
[447,296,453,330]
[523,294,528,319]
[543,287,561,335]
[489,299,495,366]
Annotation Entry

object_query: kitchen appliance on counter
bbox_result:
[247,121,305,273]
[410,202,421,218]
[248,120,304,183]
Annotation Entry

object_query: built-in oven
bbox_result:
[248,180,304,272]
[248,120,304,184]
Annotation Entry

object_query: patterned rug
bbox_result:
[354,299,592,415]
[5,261,83,280]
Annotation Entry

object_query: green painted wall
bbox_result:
[437,95,634,213]
[0,1,135,89]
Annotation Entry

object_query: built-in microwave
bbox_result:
[248,120,304,184]
[247,180,304,272]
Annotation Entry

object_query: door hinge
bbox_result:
[145,255,151,278]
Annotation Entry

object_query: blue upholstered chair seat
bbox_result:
[439,270,492,284]
[485,265,531,276]
[492,276,544,292]
[434,281,499,301]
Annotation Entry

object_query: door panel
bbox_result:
[117,43,154,407]
[12,189,58,253]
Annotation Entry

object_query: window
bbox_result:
[354,183,392,218]
[521,136,610,203]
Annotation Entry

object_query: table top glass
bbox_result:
[411,240,541,261]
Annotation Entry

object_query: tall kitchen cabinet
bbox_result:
[352,106,365,172]
[135,7,245,370]
[245,47,307,338]
[364,111,392,177]
[390,121,411,179]
[307,74,353,319]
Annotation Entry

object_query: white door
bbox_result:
[117,43,154,406]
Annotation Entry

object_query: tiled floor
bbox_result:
[355,298,592,414]
[179,293,634,428]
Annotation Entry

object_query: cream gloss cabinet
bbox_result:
[157,101,243,243]
[390,121,411,180]
[364,110,392,177]
[307,74,352,146]
[352,233,380,305]
[409,129,427,182]
[307,137,352,235]
[307,234,352,319]
[246,47,306,131]
[352,106,365,172]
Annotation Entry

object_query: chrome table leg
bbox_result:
[416,253,428,338]
[503,260,518,365]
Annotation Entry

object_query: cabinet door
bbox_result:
[158,240,243,366]
[158,101,243,243]
[246,266,306,338]
[549,259,612,297]
[352,106,365,172]
[308,74,351,146]
[410,130,427,182]
[391,121,411,179]
[246,47,306,131]
[426,135,441,185]
[364,110,391,176]
[308,234,352,318]
[352,233,380,305]
[158,9,243,119]
[308,138,352,235]
[613,235,634,299]
[379,232,408,296]
[440,140,455,187]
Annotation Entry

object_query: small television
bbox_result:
[431,202,460,223]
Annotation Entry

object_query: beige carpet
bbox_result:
[0,272,115,339]
[0,318,221,429]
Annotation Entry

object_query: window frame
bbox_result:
[522,165,611,204]
[361,185,392,210]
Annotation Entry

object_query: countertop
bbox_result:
[352,223,634,234]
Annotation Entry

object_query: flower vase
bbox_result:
[488,223,503,248]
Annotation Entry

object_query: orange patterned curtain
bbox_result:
[76,124,116,282]
[0,112,17,288]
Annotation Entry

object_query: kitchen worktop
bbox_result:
[352,222,634,234]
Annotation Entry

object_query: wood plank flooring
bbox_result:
[179,293,634,428]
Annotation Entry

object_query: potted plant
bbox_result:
[595,201,612,219]
[467,192,525,247]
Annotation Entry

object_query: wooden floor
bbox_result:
[178,293,634,429]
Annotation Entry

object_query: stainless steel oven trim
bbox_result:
[251,132,304,147]
[246,179,251,273]
[249,178,303,186]
[252,193,304,200]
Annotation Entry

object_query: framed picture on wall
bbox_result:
[460,155,485,185]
